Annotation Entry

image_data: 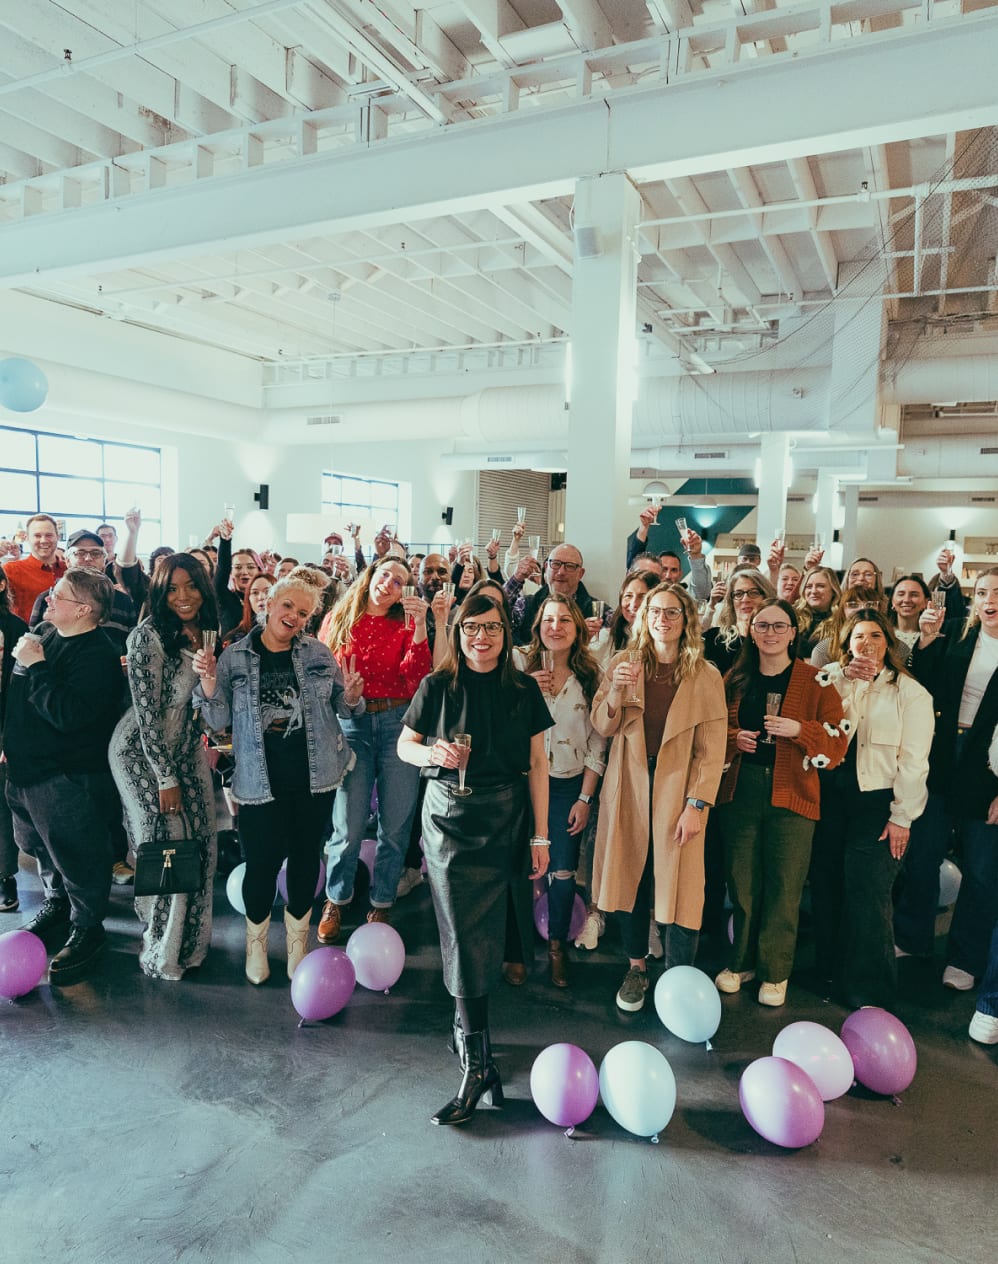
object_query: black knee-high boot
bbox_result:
[431,1028,504,1126]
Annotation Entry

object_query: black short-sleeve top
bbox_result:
[403,666,554,788]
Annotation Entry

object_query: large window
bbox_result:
[321,471,413,553]
[0,425,163,545]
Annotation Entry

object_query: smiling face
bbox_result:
[850,619,888,669]
[166,567,203,626]
[891,580,927,621]
[231,551,259,592]
[847,560,879,590]
[645,593,686,652]
[265,586,317,648]
[777,567,801,603]
[975,575,998,638]
[247,576,271,615]
[28,519,59,563]
[658,554,682,584]
[750,606,796,658]
[544,546,584,598]
[420,553,450,599]
[538,600,578,654]
[45,579,91,632]
[730,576,766,628]
[459,611,504,673]
[803,572,834,611]
[368,561,408,611]
[620,579,650,625]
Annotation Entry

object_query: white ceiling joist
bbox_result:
[1,15,996,291]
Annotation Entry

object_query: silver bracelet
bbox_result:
[531,836,550,847]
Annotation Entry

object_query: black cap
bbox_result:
[67,529,105,550]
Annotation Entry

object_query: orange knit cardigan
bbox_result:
[716,659,849,821]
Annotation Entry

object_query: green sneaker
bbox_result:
[616,965,649,1012]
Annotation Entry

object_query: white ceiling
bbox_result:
[0,0,997,456]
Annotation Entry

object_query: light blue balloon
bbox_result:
[654,964,722,1044]
[938,858,961,908]
[598,1040,676,1139]
[0,357,48,413]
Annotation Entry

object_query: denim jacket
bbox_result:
[194,628,364,805]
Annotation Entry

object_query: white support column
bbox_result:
[813,471,840,571]
[839,482,859,570]
[565,173,641,603]
[755,433,791,553]
[825,259,888,436]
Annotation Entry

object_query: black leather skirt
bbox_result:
[422,777,533,998]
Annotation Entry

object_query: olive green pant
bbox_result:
[716,764,815,984]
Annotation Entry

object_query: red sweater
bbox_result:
[717,659,848,821]
[3,554,66,623]
[335,612,431,701]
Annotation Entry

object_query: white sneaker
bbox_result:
[894,944,911,959]
[395,867,424,899]
[942,965,975,991]
[648,916,664,959]
[574,910,604,951]
[715,968,755,994]
[758,980,788,1007]
[968,1011,998,1044]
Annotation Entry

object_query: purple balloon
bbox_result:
[533,892,587,941]
[359,838,377,878]
[346,922,405,991]
[530,1043,600,1128]
[290,947,355,1021]
[276,858,326,905]
[739,1056,825,1148]
[773,1021,854,1101]
[727,913,734,945]
[840,1007,917,1096]
[0,929,48,999]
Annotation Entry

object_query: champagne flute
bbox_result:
[201,630,217,655]
[223,502,235,524]
[516,507,527,525]
[442,581,455,599]
[540,649,555,695]
[625,648,642,705]
[402,584,416,629]
[453,733,472,797]
[491,528,501,544]
[528,534,541,560]
[932,589,946,612]
[762,692,782,744]
[674,517,687,535]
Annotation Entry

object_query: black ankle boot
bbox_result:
[432,1029,504,1126]
[448,1010,464,1056]
[21,897,71,947]
[49,925,106,985]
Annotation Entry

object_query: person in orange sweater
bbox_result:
[714,599,848,1007]
[1,514,66,622]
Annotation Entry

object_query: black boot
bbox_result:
[448,1009,464,1056]
[49,925,106,985]
[432,1029,504,1126]
[21,897,71,947]
[0,874,19,913]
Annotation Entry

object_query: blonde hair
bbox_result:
[630,583,705,684]
[714,568,776,651]
[964,566,998,640]
[268,566,326,617]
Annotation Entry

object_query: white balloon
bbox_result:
[938,859,962,909]
[654,965,722,1044]
[225,862,247,914]
[598,1041,677,1139]
[773,1021,854,1101]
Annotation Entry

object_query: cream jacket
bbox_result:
[820,663,934,827]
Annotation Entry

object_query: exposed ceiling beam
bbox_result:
[555,1,614,52]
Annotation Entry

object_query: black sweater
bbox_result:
[3,626,124,786]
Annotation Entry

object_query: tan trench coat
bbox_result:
[590,653,727,928]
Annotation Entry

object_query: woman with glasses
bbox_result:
[514,595,606,986]
[714,599,848,1007]
[318,558,431,941]
[590,584,727,1012]
[110,555,220,981]
[809,608,932,1008]
[704,569,776,674]
[844,558,886,607]
[398,593,552,1125]
[808,584,884,668]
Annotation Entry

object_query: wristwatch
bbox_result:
[577,793,593,805]
[686,797,707,811]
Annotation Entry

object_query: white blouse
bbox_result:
[513,649,607,779]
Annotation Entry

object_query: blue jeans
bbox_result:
[948,817,998,977]
[977,918,998,1017]
[325,704,420,908]
[547,773,583,941]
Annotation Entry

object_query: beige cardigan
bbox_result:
[590,653,727,928]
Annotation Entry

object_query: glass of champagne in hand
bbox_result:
[762,692,782,744]
[625,648,642,705]
[453,733,472,797]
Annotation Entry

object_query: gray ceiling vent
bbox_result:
[486,455,515,464]
[693,450,729,460]
[859,495,880,503]
[970,495,996,503]
[306,414,341,426]
[979,447,998,455]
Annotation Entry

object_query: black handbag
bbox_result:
[133,812,202,897]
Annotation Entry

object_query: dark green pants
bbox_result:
[716,764,815,984]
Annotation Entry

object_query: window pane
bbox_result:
[0,428,37,470]
[0,470,37,511]
[105,483,160,518]
[369,482,398,511]
[38,475,104,516]
[104,444,160,483]
[37,435,102,478]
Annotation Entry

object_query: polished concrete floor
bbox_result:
[1,860,994,1264]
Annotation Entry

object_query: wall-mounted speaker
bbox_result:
[573,225,602,259]
[441,506,454,525]
[254,484,270,510]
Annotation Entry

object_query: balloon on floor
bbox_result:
[530,1043,600,1131]
[938,859,961,909]
[772,1021,855,1101]
[0,929,48,998]
[0,357,48,413]
[291,947,356,1022]
[840,1007,917,1096]
[225,863,247,915]
[346,921,405,992]
[533,891,587,941]
[276,858,326,904]
[739,1056,825,1148]
[599,1041,677,1141]
[654,965,722,1045]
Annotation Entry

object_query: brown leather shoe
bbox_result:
[548,939,569,988]
[367,907,391,925]
[502,961,527,986]
[317,900,342,944]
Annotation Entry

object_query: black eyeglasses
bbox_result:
[546,559,581,573]
[460,621,504,638]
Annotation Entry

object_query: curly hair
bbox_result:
[713,568,777,652]
[630,583,706,684]
[521,594,601,703]
[323,556,413,653]
[146,553,219,655]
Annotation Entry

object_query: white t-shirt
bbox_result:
[958,630,998,728]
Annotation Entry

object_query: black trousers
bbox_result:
[239,788,335,922]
